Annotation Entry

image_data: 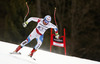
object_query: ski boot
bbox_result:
[10,45,22,54]
[28,48,37,57]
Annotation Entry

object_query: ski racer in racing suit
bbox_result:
[13,15,59,57]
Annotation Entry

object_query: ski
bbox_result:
[10,52,21,55]
[28,55,36,61]
[10,52,36,60]
[32,57,36,60]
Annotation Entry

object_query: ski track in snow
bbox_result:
[0,41,100,64]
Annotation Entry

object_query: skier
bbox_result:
[12,15,59,57]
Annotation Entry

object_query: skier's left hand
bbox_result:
[55,33,59,39]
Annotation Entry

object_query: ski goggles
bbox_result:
[44,19,49,24]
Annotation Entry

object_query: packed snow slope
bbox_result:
[0,41,100,64]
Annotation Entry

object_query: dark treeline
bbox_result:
[0,0,100,61]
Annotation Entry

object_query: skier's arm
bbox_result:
[50,23,59,39]
[54,28,59,39]
[26,17,40,23]
[23,17,42,28]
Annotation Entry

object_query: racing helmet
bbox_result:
[44,15,51,24]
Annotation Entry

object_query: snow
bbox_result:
[0,41,100,64]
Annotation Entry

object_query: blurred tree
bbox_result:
[70,0,100,61]
[37,0,41,17]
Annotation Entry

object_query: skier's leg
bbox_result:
[20,35,31,47]
[29,35,44,57]
[28,48,37,57]
[14,35,31,52]
[14,45,22,52]
[13,29,36,53]
[15,32,36,53]
[14,29,37,53]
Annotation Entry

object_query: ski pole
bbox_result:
[24,2,29,22]
[54,7,58,27]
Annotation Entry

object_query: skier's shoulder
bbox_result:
[38,18,43,20]
[48,22,56,27]
[49,22,55,26]
[37,18,43,23]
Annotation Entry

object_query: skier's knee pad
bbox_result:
[20,40,28,47]
[34,42,42,50]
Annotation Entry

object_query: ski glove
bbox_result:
[55,33,59,39]
[23,21,28,28]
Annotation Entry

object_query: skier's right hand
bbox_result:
[22,21,28,28]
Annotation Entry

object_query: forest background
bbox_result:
[0,0,100,61]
